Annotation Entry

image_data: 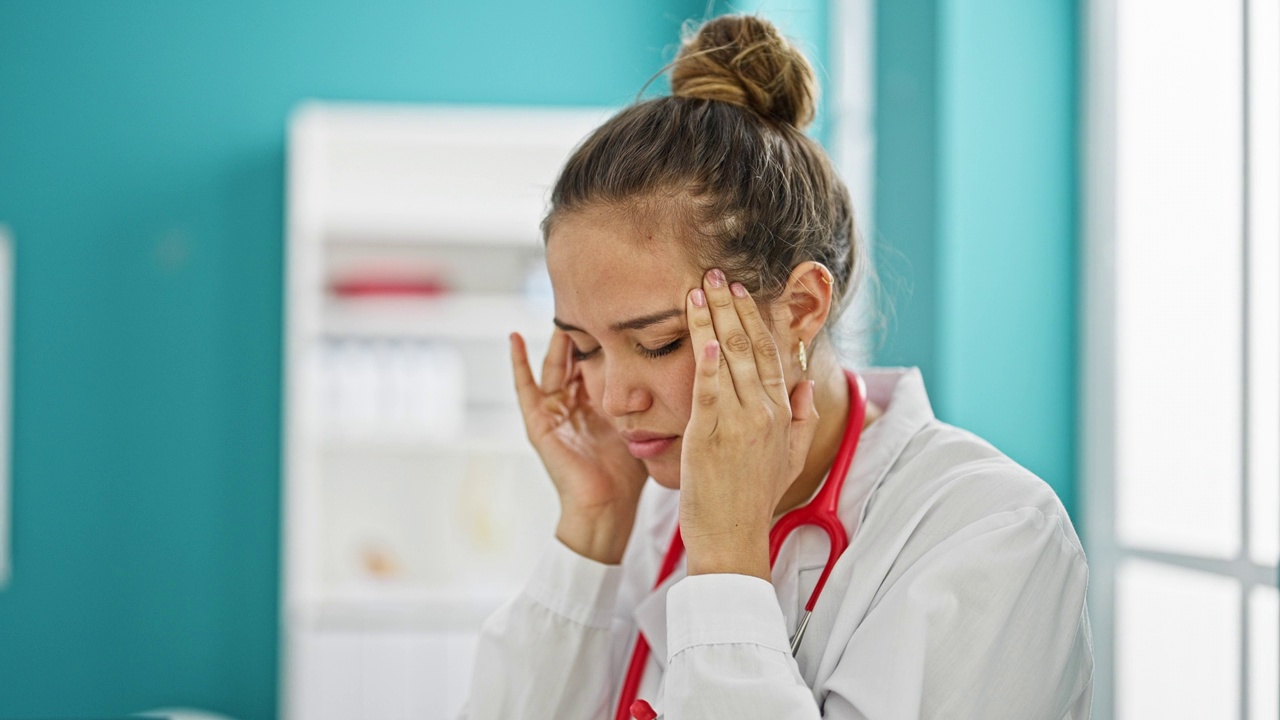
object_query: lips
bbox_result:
[620,430,678,460]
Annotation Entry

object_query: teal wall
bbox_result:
[875,0,1078,511]
[0,2,700,717]
[874,0,942,382]
[936,0,1079,512]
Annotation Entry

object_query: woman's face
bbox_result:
[544,206,708,488]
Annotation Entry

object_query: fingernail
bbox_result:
[691,288,706,307]
[707,268,726,288]
[730,282,747,298]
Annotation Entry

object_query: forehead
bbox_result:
[545,207,702,332]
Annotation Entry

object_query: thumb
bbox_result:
[788,380,820,472]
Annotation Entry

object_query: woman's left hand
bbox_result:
[678,268,820,580]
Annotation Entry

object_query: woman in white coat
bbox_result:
[464,14,1092,719]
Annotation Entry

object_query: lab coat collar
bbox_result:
[842,368,936,537]
[772,367,937,557]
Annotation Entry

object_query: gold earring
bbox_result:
[798,339,808,373]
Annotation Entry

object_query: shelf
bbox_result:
[291,587,517,632]
[321,213,546,249]
[321,407,535,457]
[292,103,613,251]
[321,294,554,342]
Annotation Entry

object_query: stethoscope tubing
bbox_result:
[615,369,869,720]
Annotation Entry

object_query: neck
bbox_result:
[773,353,880,517]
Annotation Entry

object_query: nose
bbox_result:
[598,361,652,418]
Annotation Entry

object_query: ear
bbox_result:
[776,261,835,346]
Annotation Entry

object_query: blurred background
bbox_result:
[0,0,1274,718]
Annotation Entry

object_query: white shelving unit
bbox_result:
[283,102,611,720]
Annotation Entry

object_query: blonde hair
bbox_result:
[670,15,818,129]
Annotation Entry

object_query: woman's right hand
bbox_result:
[510,331,649,564]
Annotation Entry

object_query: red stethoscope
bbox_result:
[617,369,869,720]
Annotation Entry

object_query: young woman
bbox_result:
[463,15,1092,719]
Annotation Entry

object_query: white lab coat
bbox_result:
[461,368,1093,719]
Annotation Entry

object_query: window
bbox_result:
[1084,1,1280,717]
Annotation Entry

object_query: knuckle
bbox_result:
[765,402,781,422]
[710,293,735,309]
[725,331,753,355]
[736,302,761,321]
[747,400,771,421]
[692,314,715,331]
[696,391,718,408]
[754,336,779,358]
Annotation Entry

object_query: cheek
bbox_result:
[665,352,698,423]
[580,365,605,407]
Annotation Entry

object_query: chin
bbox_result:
[644,456,682,490]
[649,470,680,490]
[634,435,683,489]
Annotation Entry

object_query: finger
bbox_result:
[702,269,759,406]
[688,337,721,433]
[510,332,541,420]
[540,330,571,391]
[685,283,722,392]
[565,377,588,433]
[787,380,821,472]
[729,281,788,408]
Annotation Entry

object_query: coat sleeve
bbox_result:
[663,573,822,719]
[459,538,634,720]
[660,508,1092,720]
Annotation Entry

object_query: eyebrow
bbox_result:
[554,308,684,334]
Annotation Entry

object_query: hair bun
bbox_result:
[670,15,818,130]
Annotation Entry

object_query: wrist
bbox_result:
[683,527,771,581]
[555,505,636,565]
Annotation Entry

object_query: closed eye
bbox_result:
[639,337,684,359]
[572,337,685,362]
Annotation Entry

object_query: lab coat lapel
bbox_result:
[633,569,682,669]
